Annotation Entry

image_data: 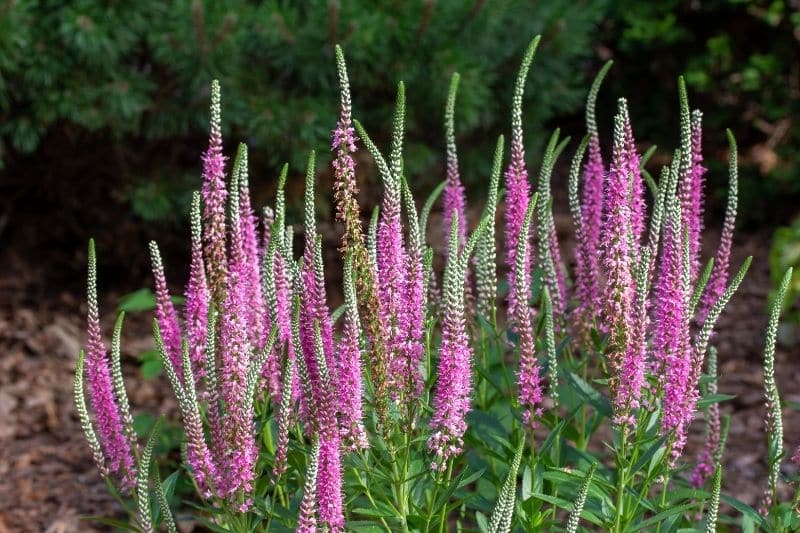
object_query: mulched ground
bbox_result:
[0,223,797,531]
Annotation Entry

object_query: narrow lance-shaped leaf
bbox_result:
[419,180,447,245]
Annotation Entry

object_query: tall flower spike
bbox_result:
[272,340,295,479]
[673,257,751,463]
[542,287,558,407]
[297,438,321,533]
[201,79,228,304]
[338,256,368,451]
[514,198,544,428]
[217,222,257,504]
[760,268,792,513]
[697,130,738,324]
[617,98,645,250]
[428,213,485,469]
[85,240,136,488]
[682,109,706,278]
[149,241,183,382]
[312,334,345,532]
[487,438,524,533]
[399,179,426,400]
[536,129,566,317]
[692,346,720,487]
[235,143,266,347]
[333,52,392,429]
[261,225,284,403]
[136,421,159,533]
[704,466,722,533]
[155,324,216,498]
[299,151,329,411]
[613,247,650,427]
[332,45,364,257]
[110,313,136,452]
[74,350,108,478]
[504,36,540,319]
[656,179,692,446]
[265,165,297,404]
[186,192,209,382]
[476,135,504,320]
[566,464,596,533]
[443,72,467,250]
[575,61,612,330]
[355,103,407,407]
[567,135,591,336]
[600,113,635,380]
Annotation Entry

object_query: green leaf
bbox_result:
[696,393,736,409]
[133,412,156,437]
[628,503,696,531]
[476,511,490,533]
[117,288,157,312]
[140,358,163,379]
[629,435,668,476]
[720,495,767,529]
[530,493,603,526]
[80,516,138,531]
[565,372,612,417]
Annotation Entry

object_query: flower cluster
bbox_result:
[75,37,799,532]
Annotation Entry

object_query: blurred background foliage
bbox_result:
[0,0,798,310]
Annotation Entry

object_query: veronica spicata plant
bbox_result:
[75,37,800,532]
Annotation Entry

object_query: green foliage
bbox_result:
[601,0,800,225]
[770,218,800,322]
[0,0,606,219]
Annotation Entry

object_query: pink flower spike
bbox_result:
[297,439,320,533]
[698,131,738,324]
[217,251,256,501]
[618,99,645,250]
[513,202,544,429]
[443,72,467,250]
[600,112,635,377]
[681,110,706,279]
[504,37,539,320]
[429,214,474,469]
[185,192,209,382]
[149,241,183,383]
[234,144,267,348]
[85,240,136,489]
[573,61,611,332]
[338,257,368,451]
[201,80,228,305]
